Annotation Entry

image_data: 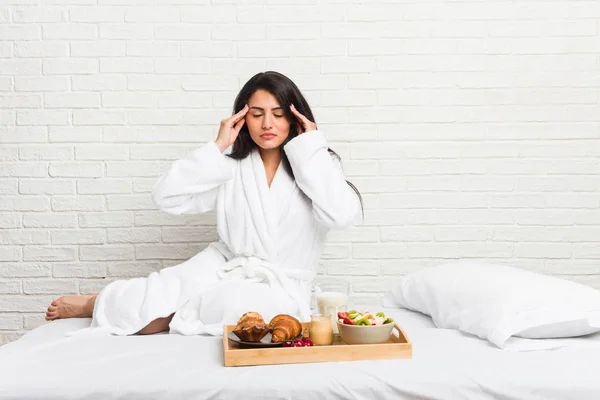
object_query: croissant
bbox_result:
[232,312,270,342]
[269,314,302,343]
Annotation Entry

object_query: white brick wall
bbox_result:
[1,1,600,344]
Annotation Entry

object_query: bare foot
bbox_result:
[46,295,95,321]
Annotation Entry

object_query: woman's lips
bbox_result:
[260,133,276,140]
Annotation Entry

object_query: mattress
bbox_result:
[1,305,599,400]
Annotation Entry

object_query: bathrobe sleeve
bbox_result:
[284,130,360,229]
[152,141,234,214]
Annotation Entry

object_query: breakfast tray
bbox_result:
[223,322,412,367]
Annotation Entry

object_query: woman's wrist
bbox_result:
[214,140,227,153]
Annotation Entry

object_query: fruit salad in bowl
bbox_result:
[337,310,396,345]
[338,310,394,326]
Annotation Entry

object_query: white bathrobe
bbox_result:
[78,130,359,336]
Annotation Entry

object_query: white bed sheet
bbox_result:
[1,305,599,400]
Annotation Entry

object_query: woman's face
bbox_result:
[245,89,290,151]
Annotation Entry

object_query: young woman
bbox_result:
[45,71,362,336]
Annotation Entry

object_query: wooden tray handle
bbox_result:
[392,323,402,339]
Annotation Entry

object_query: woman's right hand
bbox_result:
[214,104,249,153]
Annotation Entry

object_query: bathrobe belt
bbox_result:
[216,255,315,321]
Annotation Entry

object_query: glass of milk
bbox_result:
[315,282,349,335]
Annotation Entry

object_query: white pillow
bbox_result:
[382,261,600,351]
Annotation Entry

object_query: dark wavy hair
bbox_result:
[228,71,363,218]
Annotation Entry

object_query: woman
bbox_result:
[45,71,362,336]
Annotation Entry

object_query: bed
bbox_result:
[1,305,599,400]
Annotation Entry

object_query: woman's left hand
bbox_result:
[290,104,317,134]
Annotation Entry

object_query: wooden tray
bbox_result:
[223,322,412,367]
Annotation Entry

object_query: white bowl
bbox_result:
[337,321,395,345]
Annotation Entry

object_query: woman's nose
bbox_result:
[262,115,273,129]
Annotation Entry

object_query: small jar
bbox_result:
[308,314,334,346]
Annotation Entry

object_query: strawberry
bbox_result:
[337,311,348,319]
[343,317,354,325]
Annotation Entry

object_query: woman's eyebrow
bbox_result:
[248,106,283,111]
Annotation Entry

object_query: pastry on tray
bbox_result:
[232,312,270,342]
[269,314,302,343]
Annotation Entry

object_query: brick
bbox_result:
[42,24,97,40]
[0,263,51,278]
[127,75,180,90]
[44,92,101,108]
[0,196,49,212]
[23,213,77,228]
[24,315,46,330]
[134,211,188,227]
[69,6,125,22]
[0,295,54,312]
[99,58,153,73]
[72,75,126,91]
[515,243,572,259]
[108,228,161,243]
[126,41,179,57]
[0,315,23,330]
[0,25,40,40]
[49,162,103,178]
[75,145,128,160]
[154,24,210,40]
[99,24,153,40]
[51,195,105,211]
[53,263,107,278]
[325,261,380,276]
[80,245,134,261]
[24,246,76,262]
[17,110,69,126]
[73,109,126,125]
[0,213,21,228]
[79,279,114,294]
[23,279,77,294]
[180,5,235,23]
[129,145,197,160]
[106,261,161,277]
[13,6,66,22]
[0,147,19,161]
[0,93,42,108]
[43,58,98,74]
[14,41,68,57]
[135,243,205,260]
[132,178,156,193]
[79,212,133,228]
[321,244,351,259]
[49,127,102,142]
[107,194,156,210]
[0,230,49,245]
[107,161,171,177]
[19,146,73,161]
[102,92,158,108]
[125,7,180,22]
[0,281,22,295]
[161,227,217,243]
[19,179,75,194]
[0,178,18,194]
[51,229,106,245]
[70,41,126,57]
[77,179,131,194]
[181,42,235,58]
[0,163,47,178]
